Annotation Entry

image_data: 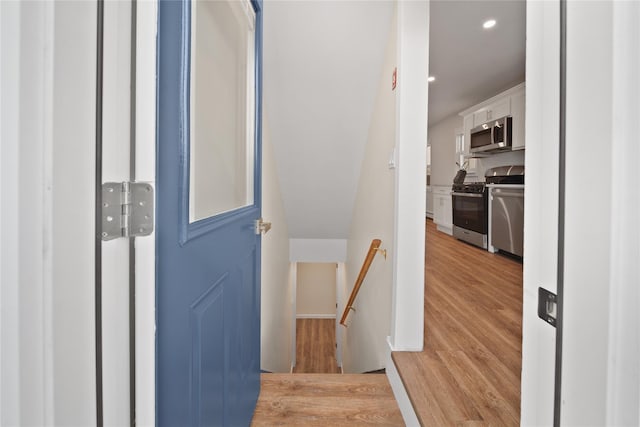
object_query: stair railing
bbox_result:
[340,239,386,326]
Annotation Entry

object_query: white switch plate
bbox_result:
[388,146,397,169]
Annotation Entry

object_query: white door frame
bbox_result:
[132,1,158,426]
[520,1,561,424]
[1,1,98,425]
[0,1,157,425]
[336,262,345,368]
[290,262,297,371]
[100,1,134,424]
[98,1,157,424]
[388,0,428,353]
[522,0,640,425]
[560,1,640,424]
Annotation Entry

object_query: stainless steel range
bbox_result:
[451,182,488,249]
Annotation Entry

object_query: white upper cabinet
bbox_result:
[472,110,487,127]
[460,82,526,152]
[510,89,526,150]
[472,97,511,126]
[462,115,474,156]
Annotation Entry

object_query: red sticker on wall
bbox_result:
[392,67,397,90]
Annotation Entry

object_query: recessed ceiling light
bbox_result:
[428,76,436,83]
[483,19,496,29]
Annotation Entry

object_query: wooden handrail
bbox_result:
[340,239,384,326]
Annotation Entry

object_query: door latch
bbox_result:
[101,182,154,240]
[538,287,557,327]
[255,218,272,235]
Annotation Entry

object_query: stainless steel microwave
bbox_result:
[470,116,512,153]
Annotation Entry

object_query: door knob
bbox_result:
[255,218,272,235]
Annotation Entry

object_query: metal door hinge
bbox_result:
[101,182,154,241]
[255,218,272,235]
[538,287,557,327]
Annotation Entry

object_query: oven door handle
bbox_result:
[451,192,484,198]
[492,192,524,199]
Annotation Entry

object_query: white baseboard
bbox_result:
[436,224,453,236]
[386,337,420,427]
[296,314,336,319]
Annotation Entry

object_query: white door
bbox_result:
[560,1,640,424]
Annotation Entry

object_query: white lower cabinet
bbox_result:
[426,187,433,218]
[432,186,452,235]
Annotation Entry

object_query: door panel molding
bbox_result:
[189,276,226,426]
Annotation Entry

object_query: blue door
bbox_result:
[156,0,262,425]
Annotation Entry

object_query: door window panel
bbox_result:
[189,0,256,222]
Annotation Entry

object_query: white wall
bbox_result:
[296,263,336,317]
[428,114,461,186]
[50,3,98,424]
[475,150,525,179]
[389,0,428,352]
[289,239,347,263]
[260,117,293,373]
[263,1,394,239]
[342,7,397,374]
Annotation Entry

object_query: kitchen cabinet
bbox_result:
[510,90,526,150]
[472,97,511,127]
[460,83,526,153]
[462,116,473,157]
[432,186,452,235]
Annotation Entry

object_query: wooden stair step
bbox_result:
[251,373,404,426]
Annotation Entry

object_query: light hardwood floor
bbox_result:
[293,318,341,374]
[253,220,522,426]
[251,374,403,426]
[393,219,523,426]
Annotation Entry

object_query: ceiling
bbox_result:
[263,0,395,239]
[263,0,525,239]
[428,0,526,126]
